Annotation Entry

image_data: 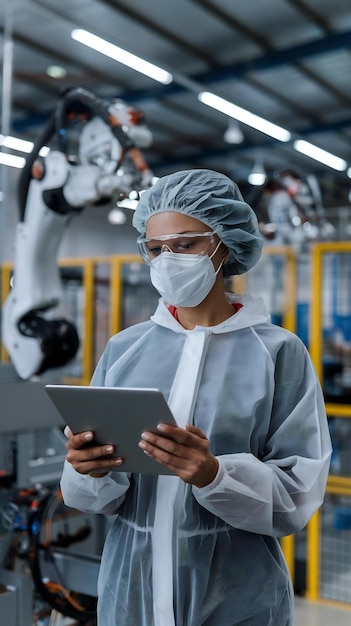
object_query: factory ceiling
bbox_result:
[0,0,351,207]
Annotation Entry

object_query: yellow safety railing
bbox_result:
[109,255,142,337]
[308,241,351,605]
[0,262,12,362]
[58,257,97,386]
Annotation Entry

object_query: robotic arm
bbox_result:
[255,169,335,249]
[2,88,153,379]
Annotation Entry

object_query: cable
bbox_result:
[17,113,56,221]
[23,490,96,623]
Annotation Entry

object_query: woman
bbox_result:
[61,169,331,626]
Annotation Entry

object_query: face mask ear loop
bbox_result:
[215,256,226,276]
[209,239,226,275]
[209,238,222,260]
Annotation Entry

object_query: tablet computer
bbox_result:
[45,384,177,475]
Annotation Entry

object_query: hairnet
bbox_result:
[133,169,262,275]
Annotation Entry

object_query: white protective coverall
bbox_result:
[60,293,332,626]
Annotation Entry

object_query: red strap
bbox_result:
[168,302,242,321]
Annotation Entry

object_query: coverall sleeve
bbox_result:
[193,341,332,537]
[60,460,130,515]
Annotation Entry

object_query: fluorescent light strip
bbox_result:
[198,91,291,142]
[72,29,173,85]
[294,140,347,172]
[0,134,50,158]
[0,152,26,168]
[1,135,33,153]
[0,134,34,153]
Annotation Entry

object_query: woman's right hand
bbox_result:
[65,428,123,477]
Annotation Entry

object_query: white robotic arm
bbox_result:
[2,88,153,379]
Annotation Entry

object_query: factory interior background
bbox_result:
[0,0,351,624]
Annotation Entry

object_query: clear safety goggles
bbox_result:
[137,231,218,265]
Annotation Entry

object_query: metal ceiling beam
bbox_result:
[6,2,351,128]
[25,0,346,104]
[189,29,351,83]
[190,0,272,48]
[149,133,350,184]
[6,0,351,176]
[0,27,114,86]
[118,28,351,104]
[285,0,333,32]
[98,0,216,65]
[300,117,351,135]
[191,0,351,127]
[100,0,350,141]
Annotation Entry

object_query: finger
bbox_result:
[139,439,201,475]
[185,423,207,439]
[68,443,117,462]
[71,455,124,475]
[139,438,181,466]
[139,432,200,460]
[67,431,94,449]
[139,440,217,487]
[155,423,207,443]
[142,429,185,450]
[156,424,208,448]
[154,423,191,444]
[64,425,71,438]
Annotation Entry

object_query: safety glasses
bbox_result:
[137,231,218,265]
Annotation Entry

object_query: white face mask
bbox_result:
[150,240,224,307]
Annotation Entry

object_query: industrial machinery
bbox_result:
[254,169,335,249]
[2,87,153,380]
[0,88,154,624]
[0,362,104,625]
[1,481,101,625]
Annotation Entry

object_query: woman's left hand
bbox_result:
[138,423,219,488]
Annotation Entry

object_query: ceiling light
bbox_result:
[347,167,351,179]
[0,135,50,158]
[198,91,291,142]
[0,134,33,153]
[128,189,139,200]
[293,140,347,171]
[39,146,50,157]
[117,198,139,210]
[71,29,173,85]
[223,120,244,144]
[248,162,267,186]
[0,152,26,168]
[108,208,127,225]
[47,65,67,79]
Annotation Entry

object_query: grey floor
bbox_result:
[294,596,351,625]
